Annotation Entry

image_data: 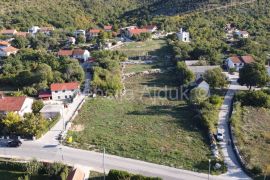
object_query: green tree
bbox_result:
[2,112,21,133]
[32,100,45,114]
[203,68,227,88]
[20,113,48,137]
[238,62,269,89]
[189,87,208,105]
[176,61,195,85]
[12,36,29,48]
[76,35,86,44]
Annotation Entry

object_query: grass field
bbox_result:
[117,39,170,57]
[69,72,212,172]
[119,39,173,74]
[231,104,270,175]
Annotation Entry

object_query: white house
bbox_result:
[225,55,254,71]
[0,95,33,117]
[176,28,190,42]
[234,30,249,38]
[72,49,90,62]
[190,78,210,97]
[74,30,86,38]
[28,26,40,34]
[51,82,80,101]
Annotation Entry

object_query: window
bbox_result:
[65,95,68,99]
[69,95,72,98]
[55,91,58,93]
[58,96,60,99]
[63,90,65,93]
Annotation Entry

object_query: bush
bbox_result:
[32,100,45,114]
[107,170,162,180]
[209,95,223,106]
[250,165,263,175]
[0,161,28,171]
[235,91,270,108]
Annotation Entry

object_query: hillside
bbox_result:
[0,0,232,30]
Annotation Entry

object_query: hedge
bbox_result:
[107,169,162,180]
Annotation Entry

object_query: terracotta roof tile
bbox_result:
[129,28,149,35]
[0,46,19,53]
[0,41,10,46]
[51,82,79,91]
[73,49,85,56]
[89,29,101,33]
[229,56,242,63]
[104,25,112,30]
[58,50,73,56]
[0,96,26,111]
[241,55,254,64]
[0,29,17,35]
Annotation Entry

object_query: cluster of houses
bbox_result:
[0,82,81,119]
[225,23,249,41]
[120,25,158,38]
[57,49,90,62]
[0,40,19,57]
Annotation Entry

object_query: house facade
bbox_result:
[51,82,80,101]
[0,46,19,57]
[225,55,254,71]
[0,96,33,116]
[72,49,90,62]
[176,28,190,42]
[58,49,90,62]
[88,29,101,39]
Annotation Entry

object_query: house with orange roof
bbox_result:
[0,95,33,116]
[57,49,90,62]
[225,55,255,71]
[0,29,17,36]
[104,25,113,32]
[51,82,80,101]
[0,46,19,57]
[87,29,101,39]
[123,27,149,38]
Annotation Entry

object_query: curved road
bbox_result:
[0,73,251,180]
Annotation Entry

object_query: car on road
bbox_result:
[7,140,22,147]
[217,129,224,141]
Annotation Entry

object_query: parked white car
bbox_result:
[217,129,224,141]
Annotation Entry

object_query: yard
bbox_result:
[0,170,50,180]
[116,39,169,57]
[118,39,173,74]
[231,104,270,176]
[69,72,213,172]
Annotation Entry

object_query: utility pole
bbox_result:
[103,148,106,180]
[208,159,211,180]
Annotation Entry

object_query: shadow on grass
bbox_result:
[127,104,205,134]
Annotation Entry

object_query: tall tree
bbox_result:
[238,62,269,89]
[203,68,227,88]
[176,61,195,85]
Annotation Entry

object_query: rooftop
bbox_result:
[51,82,79,91]
[0,96,26,112]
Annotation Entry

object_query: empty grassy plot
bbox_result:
[69,72,212,172]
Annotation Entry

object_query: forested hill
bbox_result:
[0,0,247,30]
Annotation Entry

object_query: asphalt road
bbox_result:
[1,141,233,180]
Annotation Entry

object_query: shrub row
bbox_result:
[107,169,162,180]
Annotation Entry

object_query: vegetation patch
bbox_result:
[69,72,214,172]
[231,103,270,178]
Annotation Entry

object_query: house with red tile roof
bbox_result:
[142,25,158,33]
[16,32,29,37]
[124,27,149,38]
[0,95,33,116]
[0,29,17,36]
[225,55,255,71]
[0,46,19,57]
[51,82,80,101]
[0,41,11,48]
[104,25,113,32]
[87,29,101,39]
[57,49,90,62]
